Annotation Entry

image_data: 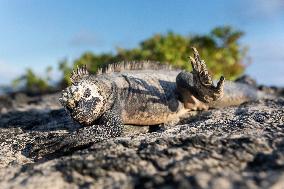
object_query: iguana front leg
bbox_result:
[25,107,123,159]
[176,47,225,109]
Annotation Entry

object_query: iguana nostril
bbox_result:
[67,99,77,109]
[62,92,68,98]
[71,87,75,93]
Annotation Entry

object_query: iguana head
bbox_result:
[59,66,105,125]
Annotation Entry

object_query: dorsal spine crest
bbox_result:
[96,61,173,75]
[70,65,89,84]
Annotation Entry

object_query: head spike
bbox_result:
[70,65,89,84]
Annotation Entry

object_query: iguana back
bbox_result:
[96,70,186,125]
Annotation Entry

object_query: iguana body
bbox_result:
[28,48,263,158]
[67,69,259,126]
[99,70,185,125]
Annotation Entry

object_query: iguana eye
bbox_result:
[84,88,91,98]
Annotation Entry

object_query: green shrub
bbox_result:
[66,26,247,83]
[12,68,52,94]
[13,26,248,93]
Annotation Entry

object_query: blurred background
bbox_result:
[0,0,283,95]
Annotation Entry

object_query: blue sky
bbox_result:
[0,0,283,86]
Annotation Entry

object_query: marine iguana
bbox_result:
[28,47,264,158]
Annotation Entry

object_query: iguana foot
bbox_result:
[188,47,225,103]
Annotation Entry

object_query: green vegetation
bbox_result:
[12,67,53,94]
[13,26,248,94]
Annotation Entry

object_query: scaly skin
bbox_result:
[27,48,262,159]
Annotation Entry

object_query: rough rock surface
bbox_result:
[0,92,283,189]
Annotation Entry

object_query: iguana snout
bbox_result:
[59,80,106,125]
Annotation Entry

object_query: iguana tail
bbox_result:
[208,81,271,108]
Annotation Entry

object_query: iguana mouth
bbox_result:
[59,87,82,109]
[59,90,72,107]
[59,91,67,106]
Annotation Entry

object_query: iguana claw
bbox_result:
[189,47,225,103]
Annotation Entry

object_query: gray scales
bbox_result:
[28,47,265,158]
